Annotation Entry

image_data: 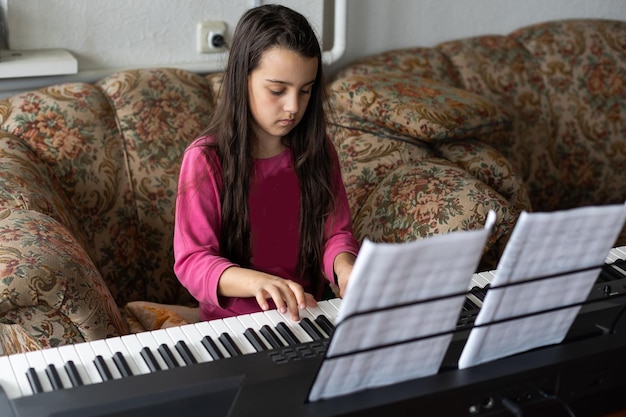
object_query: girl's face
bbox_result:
[248,46,318,154]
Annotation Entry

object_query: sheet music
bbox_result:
[308,211,496,401]
[458,203,626,369]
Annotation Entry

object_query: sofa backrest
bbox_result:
[336,19,626,213]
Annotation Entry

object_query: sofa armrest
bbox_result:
[434,139,532,213]
[0,208,128,349]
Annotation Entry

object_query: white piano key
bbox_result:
[134,332,168,371]
[178,323,215,363]
[194,321,231,358]
[41,348,73,390]
[249,311,289,347]
[151,329,187,367]
[305,301,334,324]
[106,336,143,376]
[218,317,256,355]
[0,355,22,399]
[7,353,34,397]
[313,300,340,323]
[57,344,92,385]
[24,350,54,393]
[74,342,104,383]
[118,334,152,375]
[327,298,342,313]
[89,340,122,380]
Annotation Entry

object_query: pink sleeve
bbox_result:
[173,140,237,307]
[322,143,361,283]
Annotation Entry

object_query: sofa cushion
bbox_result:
[328,73,512,143]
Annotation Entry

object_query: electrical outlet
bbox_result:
[197,21,227,53]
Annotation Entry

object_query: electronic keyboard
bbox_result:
[2,248,626,417]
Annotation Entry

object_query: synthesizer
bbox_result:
[2,248,626,417]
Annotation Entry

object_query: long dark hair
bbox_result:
[202,4,335,292]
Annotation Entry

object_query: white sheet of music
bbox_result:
[458,203,626,369]
[308,211,496,401]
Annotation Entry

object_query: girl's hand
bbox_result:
[333,252,356,298]
[218,267,316,321]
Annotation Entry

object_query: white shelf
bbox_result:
[0,49,77,79]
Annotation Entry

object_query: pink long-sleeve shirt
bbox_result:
[174,136,360,321]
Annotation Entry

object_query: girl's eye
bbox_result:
[270,90,284,96]
[300,89,311,95]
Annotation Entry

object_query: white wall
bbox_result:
[1,0,626,93]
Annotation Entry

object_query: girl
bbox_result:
[173,4,360,323]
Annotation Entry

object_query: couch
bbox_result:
[330,18,626,233]
[4,17,618,355]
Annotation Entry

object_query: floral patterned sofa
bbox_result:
[330,18,626,243]
[0,63,525,354]
[6,17,620,355]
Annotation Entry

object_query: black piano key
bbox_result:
[299,317,324,341]
[315,315,335,336]
[140,347,161,372]
[64,360,83,387]
[471,285,488,301]
[218,333,242,357]
[175,340,198,365]
[112,352,134,378]
[276,322,300,346]
[45,364,64,390]
[26,367,44,394]
[201,335,225,360]
[157,344,180,368]
[243,328,269,352]
[260,325,285,349]
[94,355,114,381]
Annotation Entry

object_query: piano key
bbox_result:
[327,297,342,312]
[201,335,225,360]
[194,321,231,358]
[275,322,300,346]
[243,328,269,352]
[0,355,22,400]
[8,353,33,397]
[73,342,103,384]
[41,347,73,389]
[93,355,114,381]
[299,308,330,338]
[45,365,64,390]
[151,329,186,367]
[210,318,250,355]
[249,311,288,347]
[263,310,311,344]
[175,341,198,365]
[24,349,57,393]
[298,317,325,341]
[222,317,257,354]
[166,326,205,363]
[236,314,271,351]
[259,325,286,349]
[25,368,44,394]
[89,340,122,380]
[64,361,84,388]
[311,300,340,324]
[314,314,335,336]
[135,331,168,371]
[107,336,145,376]
[157,344,180,369]
[57,345,91,385]
[218,333,243,357]
[112,352,134,377]
[178,324,215,362]
[139,347,161,372]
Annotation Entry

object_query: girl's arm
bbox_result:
[322,143,361,297]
